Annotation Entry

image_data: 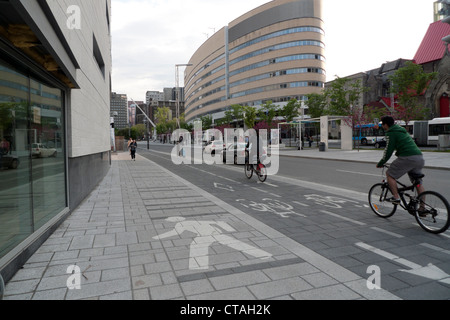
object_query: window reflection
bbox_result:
[0,63,33,258]
[30,78,65,229]
[0,59,66,260]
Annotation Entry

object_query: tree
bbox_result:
[280,99,300,122]
[224,104,244,125]
[325,77,370,149]
[243,105,257,129]
[326,77,370,125]
[305,93,327,119]
[200,115,213,130]
[134,124,146,139]
[257,100,278,128]
[155,107,171,125]
[388,61,437,124]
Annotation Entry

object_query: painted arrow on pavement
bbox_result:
[356,242,450,285]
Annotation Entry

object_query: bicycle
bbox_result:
[368,165,450,234]
[244,160,267,182]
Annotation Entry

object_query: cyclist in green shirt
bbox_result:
[376,116,425,205]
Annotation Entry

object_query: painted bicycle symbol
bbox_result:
[237,198,306,218]
[304,194,361,208]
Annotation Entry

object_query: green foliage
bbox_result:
[155,106,171,124]
[305,93,327,119]
[257,100,278,127]
[224,104,244,124]
[200,115,213,130]
[243,105,257,128]
[388,61,437,123]
[280,99,300,122]
[326,77,366,117]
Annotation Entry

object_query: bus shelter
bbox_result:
[277,116,353,151]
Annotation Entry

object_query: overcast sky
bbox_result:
[111,0,439,102]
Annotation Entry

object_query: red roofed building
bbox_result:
[414,19,450,118]
[414,21,450,65]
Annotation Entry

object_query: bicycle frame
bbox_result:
[395,181,419,214]
[380,165,421,213]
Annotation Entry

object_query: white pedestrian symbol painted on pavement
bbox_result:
[153,217,272,270]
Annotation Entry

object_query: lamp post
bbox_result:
[175,64,193,129]
[146,103,150,149]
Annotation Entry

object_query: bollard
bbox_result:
[0,274,4,300]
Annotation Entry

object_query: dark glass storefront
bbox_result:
[0,57,67,261]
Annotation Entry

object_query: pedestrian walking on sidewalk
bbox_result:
[127,137,132,155]
[129,139,137,161]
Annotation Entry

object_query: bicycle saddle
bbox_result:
[410,173,425,179]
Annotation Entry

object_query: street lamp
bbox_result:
[175,63,193,129]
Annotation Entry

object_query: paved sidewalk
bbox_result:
[4,151,403,300]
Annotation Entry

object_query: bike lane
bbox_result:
[143,149,450,300]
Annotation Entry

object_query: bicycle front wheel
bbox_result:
[415,191,450,234]
[368,183,397,218]
[257,164,267,183]
[244,164,253,179]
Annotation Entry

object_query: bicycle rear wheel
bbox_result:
[257,164,267,183]
[368,183,397,218]
[415,191,450,234]
[244,164,253,179]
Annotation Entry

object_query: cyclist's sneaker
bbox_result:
[418,208,430,217]
[387,197,400,205]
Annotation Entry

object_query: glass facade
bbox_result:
[184,0,326,123]
[0,58,66,260]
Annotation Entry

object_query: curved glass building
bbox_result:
[184,0,325,123]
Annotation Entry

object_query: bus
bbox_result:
[428,117,450,146]
[396,118,450,146]
[353,123,385,145]
[395,120,415,137]
[354,118,450,147]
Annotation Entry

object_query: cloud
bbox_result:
[111,0,437,102]
[111,0,270,101]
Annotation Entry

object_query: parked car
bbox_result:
[32,143,57,158]
[0,154,19,169]
[203,140,224,155]
[221,142,247,164]
[374,139,387,149]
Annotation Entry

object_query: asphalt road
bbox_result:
[137,142,450,201]
[135,141,450,299]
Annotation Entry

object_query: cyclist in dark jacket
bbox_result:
[376,116,425,205]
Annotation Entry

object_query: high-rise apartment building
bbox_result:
[146,90,165,107]
[110,92,128,129]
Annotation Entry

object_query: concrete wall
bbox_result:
[46,0,112,158]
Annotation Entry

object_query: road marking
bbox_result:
[411,223,450,238]
[420,243,450,255]
[236,199,306,218]
[356,242,450,284]
[263,182,279,188]
[320,210,366,226]
[337,170,379,177]
[251,187,282,198]
[293,201,309,207]
[370,227,404,238]
[214,182,234,192]
[153,216,272,270]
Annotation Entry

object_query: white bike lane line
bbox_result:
[137,154,401,300]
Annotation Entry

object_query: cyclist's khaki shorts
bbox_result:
[387,155,425,182]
